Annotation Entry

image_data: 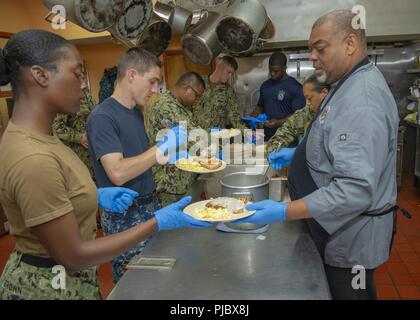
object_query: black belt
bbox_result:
[361,205,412,219]
[132,192,156,207]
[21,254,58,268]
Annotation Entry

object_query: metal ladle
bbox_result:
[260,164,272,184]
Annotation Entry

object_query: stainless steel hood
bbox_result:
[259,0,420,46]
[174,0,420,48]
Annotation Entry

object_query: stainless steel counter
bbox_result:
[107,221,331,300]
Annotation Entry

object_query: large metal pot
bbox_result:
[259,15,275,41]
[191,9,208,25]
[154,2,192,35]
[226,14,275,57]
[110,0,153,40]
[42,0,124,32]
[136,14,172,56]
[220,172,269,231]
[221,172,270,201]
[181,11,222,66]
[170,6,193,35]
[153,1,174,22]
[215,0,268,55]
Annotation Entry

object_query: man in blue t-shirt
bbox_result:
[249,51,306,140]
[87,48,186,283]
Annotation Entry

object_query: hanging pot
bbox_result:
[170,5,193,36]
[181,11,222,66]
[259,15,275,41]
[153,1,174,23]
[191,9,208,26]
[215,0,268,55]
[110,0,153,39]
[42,0,124,33]
[136,14,172,57]
[225,14,275,57]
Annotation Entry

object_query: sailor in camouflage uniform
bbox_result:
[266,75,330,153]
[192,56,246,130]
[0,251,100,300]
[145,72,207,206]
[53,90,96,177]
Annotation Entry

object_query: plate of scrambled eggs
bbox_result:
[175,157,227,173]
[183,197,255,222]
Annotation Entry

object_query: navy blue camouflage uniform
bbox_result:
[101,198,159,282]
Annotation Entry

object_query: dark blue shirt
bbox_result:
[258,76,306,139]
[87,97,155,195]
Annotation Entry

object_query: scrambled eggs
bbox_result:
[194,207,231,220]
[176,158,205,172]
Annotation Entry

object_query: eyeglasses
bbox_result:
[189,86,202,99]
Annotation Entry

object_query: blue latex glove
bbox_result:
[154,196,213,232]
[247,120,259,130]
[241,114,268,130]
[216,150,225,160]
[97,187,139,213]
[231,200,287,224]
[256,114,268,122]
[156,125,188,155]
[112,194,136,213]
[268,147,296,170]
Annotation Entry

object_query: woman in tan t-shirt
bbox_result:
[0,30,210,300]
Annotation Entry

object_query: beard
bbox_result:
[316,71,328,84]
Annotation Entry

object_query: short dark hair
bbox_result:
[0,29,72,96]
[304,74,330,92]
[175,71,205,89]
[269,51,288,67]
[219,55,238,71]
[312,10,366,42]
[117,47,162,81]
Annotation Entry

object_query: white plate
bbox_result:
[183,199,255,222]
[175,158,227,174]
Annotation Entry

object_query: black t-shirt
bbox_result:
[258,76,306,139]
[87,97,155,195]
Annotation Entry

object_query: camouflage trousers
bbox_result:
[100,197,160,283]
[157,192,185,207]
[0,251,101,300]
